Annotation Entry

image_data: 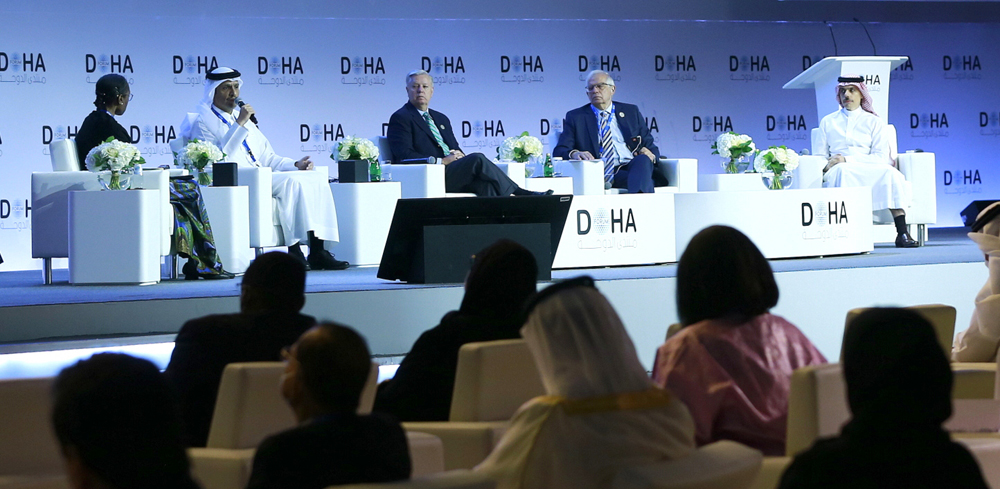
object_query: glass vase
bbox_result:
[723,154,751,174]
[196,169,212,186]
[762,171,793,190]
[99,170,130,191]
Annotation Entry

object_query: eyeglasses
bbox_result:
[122,93,133,101]
[585,83,613,92]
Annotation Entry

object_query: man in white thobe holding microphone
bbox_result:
[185,67,348,270]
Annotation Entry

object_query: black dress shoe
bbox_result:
[515,189,555,196]
[182,260,236,279]
[287,244,310,270]
[200,270,236,280]
[895,233,919,248]
[308,249,350,270]
[182,260,199,281]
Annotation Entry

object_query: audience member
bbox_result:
[374,239,538,421]
[476,276,695,489]
[652,225,826,456]
[246,323,411,489]
[52,353,200,489]
[953,202,1000,361]
[779,308,988,488]
[165,251,315,446]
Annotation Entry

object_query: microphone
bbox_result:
[826,22,839,56]
[854,18,877,55]
[235,97,258,125]
[800,149,811,156]
[400,157,437,164]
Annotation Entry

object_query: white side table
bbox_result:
[698,173,767,192]
[329,181,401,266]
[553,159,604,195]
[526,176,574,195]
[201,186,252,274]
[69,189,160,285]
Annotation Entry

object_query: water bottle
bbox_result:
[131,164,144,189]
[543,153,554,178]
[369,160,382,182]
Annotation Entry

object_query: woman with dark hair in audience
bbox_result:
[779,308,988,488]
[476,276,695,489]
[52,353,200,489]
[75,74,232,280]
[652,225,826,456]
[374,239,538,421]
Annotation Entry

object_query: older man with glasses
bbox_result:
[553,70,665,193]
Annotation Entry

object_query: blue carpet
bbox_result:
[0,227,980,308]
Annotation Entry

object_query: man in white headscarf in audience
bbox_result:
[184,67,347,270]
[952,202,1000,361]
[476,276,695,489]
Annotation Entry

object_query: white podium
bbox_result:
[329,181,401,265]
[783,56,908,124]
[69,190,161,285]
[201,186,252,274]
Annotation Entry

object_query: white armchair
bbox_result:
[31,139,174,284]
[375,137,510,199]
[792,126,936,245]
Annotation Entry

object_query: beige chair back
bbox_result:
[49,139,80,171]
[842,304,956,361]
[0,377,63,476]
[785,364,850,456]
[206,361,379,449]
[448,339,545,422]
[334,470,495,489]
[611,440,763,489]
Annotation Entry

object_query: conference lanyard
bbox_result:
[211,106,257,163]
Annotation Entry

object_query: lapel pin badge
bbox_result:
[618,112,625,118]
[440,125,446,129]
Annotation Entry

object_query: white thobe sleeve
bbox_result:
[247,124,298,172]
[815,117,831,158]
[189,116,248,161]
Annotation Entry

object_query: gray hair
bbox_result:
[406,69,432,86]
[586,70,615,86]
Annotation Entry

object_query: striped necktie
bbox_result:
[422,112,451,154]
[599,110,618,182]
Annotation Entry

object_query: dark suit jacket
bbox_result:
[75,110,131,170]
[373,311,524,422]
[553,102,659,162]
[164,311,316,447]
[246,412,411,489]
[387,102,462,164]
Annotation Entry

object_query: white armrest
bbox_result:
[139,169,173,255]
[791,155,826,190]
[30,172,102,259]
[897,152,936,224]
[554,159,603,195]
[187,448,256,489]
[391,164,447,199]
[659,158,698,193]
[494,162,526,189]
[402,421,509,471]
[237,167,275,249]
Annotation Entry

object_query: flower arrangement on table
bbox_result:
[499,131,543,163]
[332,136,381,181]
[754,145,800,190]
[711,132,756,174]
[499,131,544,177]
[175,139,225,186]
[86,137,146,190]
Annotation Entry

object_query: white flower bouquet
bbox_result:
[754,145,800,190]
[86,137,145,190]
[332,136,380,163]
[498,131,543,163]
[176,139,225,185]
[711,132,756,174]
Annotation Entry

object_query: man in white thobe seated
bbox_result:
[817,75,917,248]
[187,67,348,270]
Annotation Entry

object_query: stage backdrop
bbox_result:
[1,14,997,270]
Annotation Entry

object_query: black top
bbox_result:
[164,311,316,447]
[246,412,411,489]
[373,311,524,421]
[75,110,131,170]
